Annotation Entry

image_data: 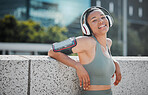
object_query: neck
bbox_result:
[94,34,107,49]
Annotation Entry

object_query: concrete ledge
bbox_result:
[112,56,148,95]
[0,55,29,95]
[0,55,148,95]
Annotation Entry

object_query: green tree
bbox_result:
[139,25,148,55]
[17,19,45,43]
[0,15,68,43]
[108,17,123,56]
[127,28,144,56]
[0,15,19,42]
[43,26,68,43]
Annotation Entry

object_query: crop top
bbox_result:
[83,37,115,85]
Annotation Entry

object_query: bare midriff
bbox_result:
[86,85,111,91]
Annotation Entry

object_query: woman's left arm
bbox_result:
[107,38,122,86]
[112,59,122,86]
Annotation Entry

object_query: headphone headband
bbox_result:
[80,6,114,36]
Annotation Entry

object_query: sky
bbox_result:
[36,0,90,26]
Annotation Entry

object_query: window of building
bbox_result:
[138,7,143,17]
[129,6,133,16]
[139,0,143,3]
[96,0,101,7]
[109,2,114,13]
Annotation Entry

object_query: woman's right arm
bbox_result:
[48,49,90,90]
[48,36,95,90]
[48,49,78,69]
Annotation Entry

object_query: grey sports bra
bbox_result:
[83,37,115,85]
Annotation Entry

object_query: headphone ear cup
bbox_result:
[82,24,91,35]
[106,15,114,27]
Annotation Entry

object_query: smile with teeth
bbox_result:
[98,25,106,29]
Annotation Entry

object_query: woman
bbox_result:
[48,6,121,95]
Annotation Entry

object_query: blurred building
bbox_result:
[0,0,63,27]
[91,0,148,25]
[128,0,148,25]
[0,0,26,19]
[29,0,63,26]
[91,0,120,16]
[66,16,82,37]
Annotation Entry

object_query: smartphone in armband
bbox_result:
[52,37,77,55]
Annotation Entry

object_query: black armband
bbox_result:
[52,37,77,55]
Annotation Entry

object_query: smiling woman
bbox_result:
[48,6,121,95]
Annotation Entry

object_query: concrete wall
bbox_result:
[0,55,148,95]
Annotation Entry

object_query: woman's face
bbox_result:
[87,9,109,36]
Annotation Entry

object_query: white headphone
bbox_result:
[80,6,114,36]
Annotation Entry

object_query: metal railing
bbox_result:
[0,42,52,55]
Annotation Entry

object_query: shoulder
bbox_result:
[76,36,96,46]
[107,38,112,44]
[72,36,96,53]
[106,38,112,49]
